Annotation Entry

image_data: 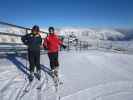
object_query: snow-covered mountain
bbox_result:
[59,28,133,41]
[116,29,133,40]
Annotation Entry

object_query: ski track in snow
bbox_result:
[61,81,133,100]
[0,51,133,100]
[0,74,19,100]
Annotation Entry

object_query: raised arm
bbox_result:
[21,34,29,45]
[43,37,48,49]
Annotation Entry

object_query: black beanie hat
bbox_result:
[32,25,40,32]
[48,27,55,32]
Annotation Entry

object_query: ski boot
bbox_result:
[51,68,60,86]
[35,70,41,81]
[28,72,34,82]
[52,68,63,85]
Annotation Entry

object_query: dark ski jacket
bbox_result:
[21,33,42,51]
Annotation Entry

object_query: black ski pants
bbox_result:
[48,52,59,70]
[28,50,40,73]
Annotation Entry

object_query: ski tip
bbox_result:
[56,95,61,100]
[24,90,29,92]
[36,87,41,90]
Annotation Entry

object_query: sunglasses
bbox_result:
[49,30,54,32]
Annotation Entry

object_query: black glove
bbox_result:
[44,47,48,50]
[21,34,33,45]
[62,45,67,49]
[21,35,29,45]
[43,45,48,50]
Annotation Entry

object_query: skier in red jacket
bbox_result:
[43,27,66,80]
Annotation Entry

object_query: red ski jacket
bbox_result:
[43,34,63,53]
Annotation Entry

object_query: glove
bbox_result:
[43,45,48,50]
[62,45,67,49]
[21,35,29,45]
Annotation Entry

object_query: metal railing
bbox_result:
[0,21,47,55]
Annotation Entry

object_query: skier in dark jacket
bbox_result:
[43,27,66,82]
[21,25,42,81]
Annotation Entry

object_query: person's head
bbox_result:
[32,25,40,34]
[48,27,55,34]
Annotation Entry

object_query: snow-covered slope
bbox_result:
[0,51,133,100]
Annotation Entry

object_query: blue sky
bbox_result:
[0,0,133,28]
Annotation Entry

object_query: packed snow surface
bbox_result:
[0,50,133,100]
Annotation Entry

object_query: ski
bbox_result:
[54,78,61,100]
[36,77,46,90]
[19,81,33,99]
[23,81,32,92]
[19,76,38,99]
[41,66,64,100]
[36,71,48,90]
